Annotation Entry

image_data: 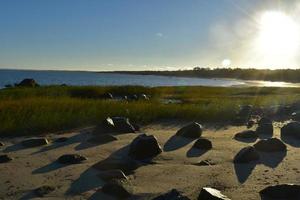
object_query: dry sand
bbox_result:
[0,122,299,200]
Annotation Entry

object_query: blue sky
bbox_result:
[0,0,299,71]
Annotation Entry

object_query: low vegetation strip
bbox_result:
[0,86,300,136]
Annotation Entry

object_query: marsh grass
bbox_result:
[1,86,300,136]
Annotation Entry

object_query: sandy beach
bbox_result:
[0,121,298,200]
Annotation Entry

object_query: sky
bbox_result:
[0,0,300,71]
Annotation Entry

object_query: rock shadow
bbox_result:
[259,151,287,168]
[66,167,105,195]
[281,135,300,148]
[31,132,88,155]
[32,161,66,174]
[234,162,258,184]
[163,135,195,152]
[186,147,209,158]
[3,143,26,153]
[258,133,273,140]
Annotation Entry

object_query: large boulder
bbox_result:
[291,111,300,121]
[22,138,49,148]
[192,138,212,150]
[260,184,300,199]
[234,105,253,123]
[16,78,39,87]
[234,130,258,139]
[0,154,13,163]
[176,122,203,138]
[153,189,191,200]
[101,117,136,134]
[102,179,133,199]
[98,170,128,181]
[233,146,260,163]
[253,138,286,152]
[128,134,162,160]
[57,154,87,164]
[281,121,300,139]
[198,187,231,200]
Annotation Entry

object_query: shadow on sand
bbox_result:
[234,137,257,143]
[163,135,195,152]
[186,147,209,157]
[281,135,300,148]
[32,161,67,174]
[234,148,287,183]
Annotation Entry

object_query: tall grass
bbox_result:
[1,86,300,136]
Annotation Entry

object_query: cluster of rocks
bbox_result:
[95,116,139,134]
[100,92,150,101]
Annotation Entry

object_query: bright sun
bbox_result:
[256,11,300,59]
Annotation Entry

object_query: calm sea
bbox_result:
[0,69,299,88]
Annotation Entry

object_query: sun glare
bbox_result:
[256,11,300,59]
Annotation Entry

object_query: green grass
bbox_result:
[1,85,300,136]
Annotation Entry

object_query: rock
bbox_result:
[57,154,87,164]
[291,112,300,121]
[0,155,12,163]
[198,187,231,200]
[128,134,162,160]
[256,123,273,136]
[281,121,300,139]
[34,185,55,197]
[233,146,260,163]
[16,78,39,87]
[153,189,191,200]
[102,179,132,199]
[258,117,272,126]
[234,130,258,139]
[22,138,49,148]
[102,117,136,133]
[101,92,113,99]
[54,137,68,143]
[98,170,128,181]
[88,134,117,144]
[246,120,255,128]
[235,105,253,123]
[176,122,203,138]
[139,94,150,100]
[253,138,286,152]
[194,159,216,166]
[192,138,212,150]
[260,184,300,199]
[93,158,139,175]
[0,142,4,146]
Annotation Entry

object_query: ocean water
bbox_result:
[0,69,299,88]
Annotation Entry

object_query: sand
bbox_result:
[0,122,299,200]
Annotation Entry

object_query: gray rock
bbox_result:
[102,117,136,133]
[198,187,231,200]
[57,154,87,164]
[153,189,190,200]
[176,122,203,138]
[129,134,162,160]
[234,146,260,163]
[281,121,300,139]
[34,185,55,197]
[16,78,39,87]
[192,138,212,150]
[260,184,300,199]
[0,154,12,163]
[98,170,128,181]
[234,130,258,139]
[102,179,132,199]
[22,138,49,148]
[253,138,286,152]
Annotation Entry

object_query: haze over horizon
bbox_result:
[1,0,300,71]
